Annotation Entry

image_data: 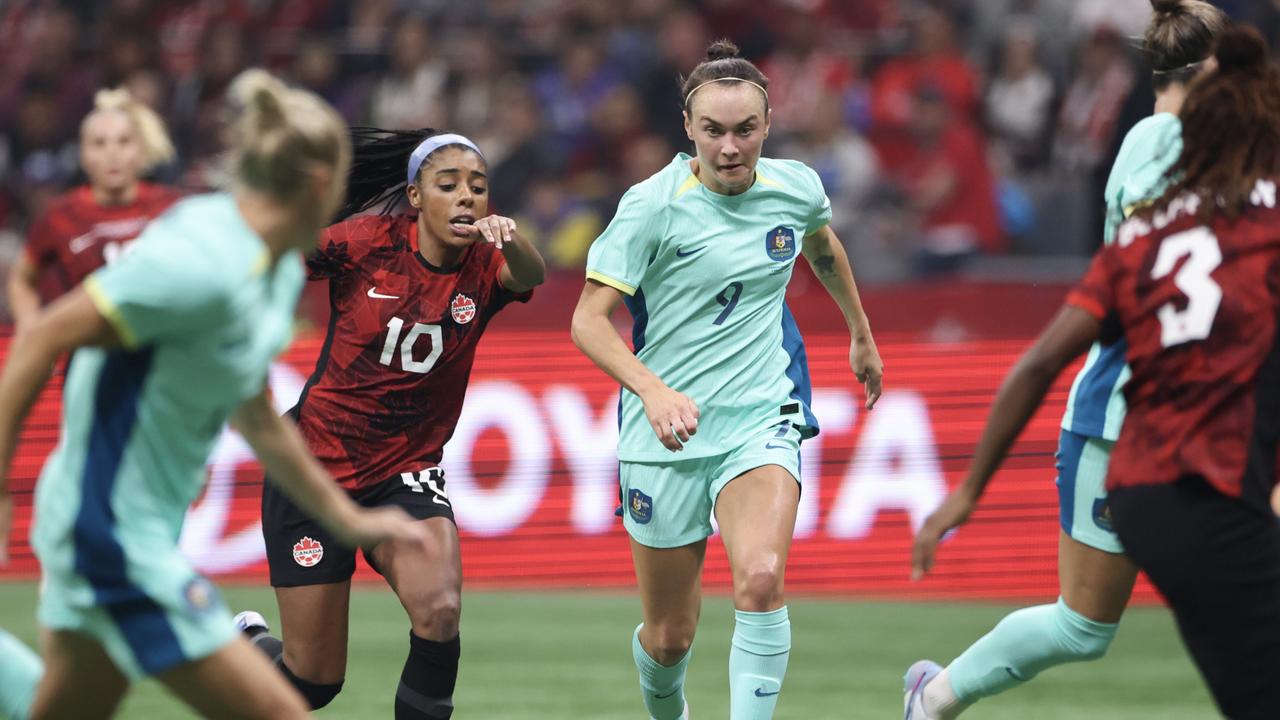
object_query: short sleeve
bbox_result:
[306,216,385,280]
[585,186,662,296]
[83,234,226,349]
[1065,247,1122,343]
[803,166,833,236]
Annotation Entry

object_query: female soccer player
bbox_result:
[7,88,181,330]
[911,26,1280,719]
[572,40,884,720]
[238,128,544,718]
[905,2,1227,717]
[0,69,430,720]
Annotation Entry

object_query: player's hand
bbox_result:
[337,506,432,553]
[640,385,700,452]
[468,215,517,250]
[850,334,884,410]
[0,489,13,566]
[911,489,977,580]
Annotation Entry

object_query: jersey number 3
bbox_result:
[1152,227,1223,348]
[380,317,443,373]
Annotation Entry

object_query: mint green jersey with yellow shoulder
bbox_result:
[586,153,831,462]
[30,192,303,679]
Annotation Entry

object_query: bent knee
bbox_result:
[733,564,785,611]
[405,588,462,639]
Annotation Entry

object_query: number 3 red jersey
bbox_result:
[292,214,531,490]
[1067,183,1280,501]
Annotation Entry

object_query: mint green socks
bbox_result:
[729,607,790,720]
[632,624,690,720]
[946,597,1117,705]
[0,630,42,720]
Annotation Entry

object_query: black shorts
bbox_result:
[262,467,454,588]
[1112,476,1280,720]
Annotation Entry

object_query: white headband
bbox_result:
[683,78,769,108]
[407,133,484,186]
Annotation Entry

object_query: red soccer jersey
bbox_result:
[1067,184,1280,501]
[24,182,182,300]
[292,214,531,490]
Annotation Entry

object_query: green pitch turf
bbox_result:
[0,582,1214,718]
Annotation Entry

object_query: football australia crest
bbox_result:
[765,225,796,261]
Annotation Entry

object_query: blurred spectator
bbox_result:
[530,32,622,155]
[486,81,559,217]
[758,6,856,137]
[985,19,1055,174]
[4,91,79,226]
[638,6,709,152]
[369,14,448,130]
[1052,26,1135,176]
[568,85,648,191]
[445,28,512,141]
[778,93,879,246]
[881,85,1001,275]
[170,21,252,185]
[0,7,94,134]
[99,28,161,89]
[512,175,603,270]
[871,4,981,133]
[334,0,396,78]
[288,34,365,124]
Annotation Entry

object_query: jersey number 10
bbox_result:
[379,317,443,373]
[1152,227,1223,349]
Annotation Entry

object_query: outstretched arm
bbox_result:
[570,280,699,452]
[801,225,884,409]
[912,305,1103,579]
[469,215,546,292]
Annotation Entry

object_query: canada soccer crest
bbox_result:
[451,293,476,324]
[292,536,324,567]
[765,225,796,261]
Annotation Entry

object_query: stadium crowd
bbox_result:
[0,0,1276,298]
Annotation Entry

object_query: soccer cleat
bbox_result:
[233,610,269,638]
[903,659,942,720]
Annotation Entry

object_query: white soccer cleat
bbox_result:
[233,610,269,636]
[903,659,942,720]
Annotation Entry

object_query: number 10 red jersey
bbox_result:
[292,215,531,490]
[1067,184,1280,502]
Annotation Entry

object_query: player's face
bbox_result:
[80,110,145,197]
[408,147,489,250]
[684,83,770,195]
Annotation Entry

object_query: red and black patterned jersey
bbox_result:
[292,214,532,490]
[1068,183,1280,502]
[25,183,182,301]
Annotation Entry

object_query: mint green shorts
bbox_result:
[35,537,235,680]
[620,422,803,548]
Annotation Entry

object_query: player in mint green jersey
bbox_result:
[0,70,430,720]
[573,39,884,720]
[904,3,1228,718]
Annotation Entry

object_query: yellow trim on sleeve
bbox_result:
[585,270,637,296]
[83,276,138,349]
[674,174,701,199]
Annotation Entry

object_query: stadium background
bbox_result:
[0,0,1255,717]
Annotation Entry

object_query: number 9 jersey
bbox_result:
[586,153,831,462]
[1066,181,1280,504]
[291,214,531,490]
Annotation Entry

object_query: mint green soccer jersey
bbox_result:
[32,192,304,606]
[586,153,831,462]
[1061,113,1182,439]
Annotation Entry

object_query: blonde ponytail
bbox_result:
[225,68,350,201]
[87,87,176,171]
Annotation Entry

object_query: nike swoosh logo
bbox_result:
[675,246,707,258]
[69,233,95,255]
[367,287,400,300]
[754,688,780,697]
[654,690,679,699]
[765,442,790,450]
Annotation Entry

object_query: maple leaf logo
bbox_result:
[292,536,324,567]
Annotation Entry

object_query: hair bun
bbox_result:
[705,39,741,62]
[1215,25,1269,74]
[1150,0,1184,13]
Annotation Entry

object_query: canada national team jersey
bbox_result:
[586,153,831,462]
[1062,114,1182,440]
[1067,181,1280,500]
[25,183,182,300]
[31,193,304,587]
[292,215,530,490]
